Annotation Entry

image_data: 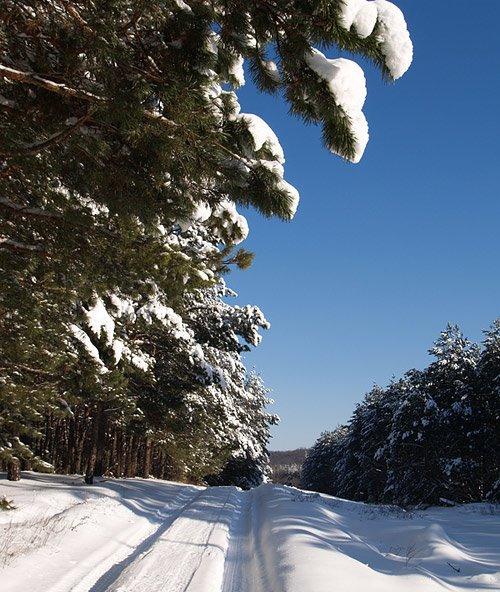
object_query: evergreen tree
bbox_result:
[206,374,278,489]
[385,327,481,505]
[304,323,499,506]
[474,321,500,501]
[347,384,401,502]
[300,426,347,494]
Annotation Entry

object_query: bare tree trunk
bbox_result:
[130,435,139,477]
[94,405,107,477]
[117,430,124,477]
[85,413,99,485]
[142,439,152,478]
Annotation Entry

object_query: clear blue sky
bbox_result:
[230,1,500,450]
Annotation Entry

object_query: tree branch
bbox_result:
[0,64,102,102]
[0,361,58,379]
[0,236,45,254]
[0,64,178,129]
[3,112,92,158]
[0,197,62,219]
[56,0,94,35]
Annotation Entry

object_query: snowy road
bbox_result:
[1,474,499,592]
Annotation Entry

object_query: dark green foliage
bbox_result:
[300,427,347,494]
[0,1,410,484]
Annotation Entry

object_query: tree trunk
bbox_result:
[94,405,107,477]
[142,439,152,478]
[7,458,21,481]
[85,413,99,485]
[130,435,139,477]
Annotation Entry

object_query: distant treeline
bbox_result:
[301,324,500,506]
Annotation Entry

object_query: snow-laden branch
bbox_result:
[0,64,178,129]
[0,64,102,102]
[0,197,62,219]
[2,113,91,157]
[0,236,44,254]
[338,0,413,79]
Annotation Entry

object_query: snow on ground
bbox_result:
[1,473,499,592]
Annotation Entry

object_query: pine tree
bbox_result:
[474,321,500,501]
[348,384,401,502]
[304,323,498,506]
[300,426,347,494]
[206,373,278,489]
[1,1,413,478]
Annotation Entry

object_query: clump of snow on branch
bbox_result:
[84,296,115,346]
[212,200,249,245]
[262,60,280,83]
[338,0,413,79]
[236,113,300,218]
[69,324,109,373]
[229,54,245,88]
[174,0,192,13]
[374,0,413,79]
[237,114,285,163]
[338,0,378,38]
[305,49,369,163]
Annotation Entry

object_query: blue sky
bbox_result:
[230,1,500,450]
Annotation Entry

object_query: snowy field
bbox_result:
[1,473,499,592]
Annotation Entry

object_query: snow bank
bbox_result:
[248,485,500,592]
[0,473,203,592]
[2,475,499,592]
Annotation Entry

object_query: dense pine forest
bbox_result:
[0,1,413,486]
[301,324,500,506]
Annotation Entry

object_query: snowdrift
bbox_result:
[1,473,499,591]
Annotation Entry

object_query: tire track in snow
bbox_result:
[221,491,252,592]
[53,486,204,592]
[221,487,281,592]
[94,487,240,592]
[84,488,208,592]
